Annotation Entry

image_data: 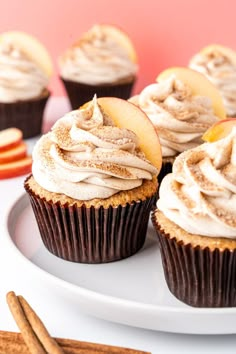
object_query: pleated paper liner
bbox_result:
[152,212,236,307]
[0,90,50,139]
[61,77,135,110]
[157,156,175,184]
[24,178,156,264]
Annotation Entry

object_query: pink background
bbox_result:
[1,0,235,96]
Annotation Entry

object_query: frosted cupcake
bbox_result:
[59,24,138,109]
[152,119,236,307]
[0,31,53,138]
[24,96,162,263]
[189,44,236,117]
[130,67,226,182]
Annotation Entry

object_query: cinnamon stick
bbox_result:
[6,291,47,354]
[6,291,150,354]
[18,295,64,354]
[0,331,150,354]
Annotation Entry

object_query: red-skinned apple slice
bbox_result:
[0,31,53,77]
[0,156,32,179]
[202,118,236,142]
[0,128,22,152]
[0,141,27,163]
[156,67,226,119]
[96,97,162,172]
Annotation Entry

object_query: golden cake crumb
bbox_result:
[153,209,236,251]
[25,175,158,208]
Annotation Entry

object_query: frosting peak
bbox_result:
[32,97,157,200]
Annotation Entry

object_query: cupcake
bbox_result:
[0,31,53,138]
[129,67,226,183]
[152,119,236,307]
[189,44,236,118]
[24,96,162,263]
[59,24,138,109]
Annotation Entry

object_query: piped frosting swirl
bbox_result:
[189,48,236,117]
[157,128,236,238]
[130,75,219,157]
[0,40,49,102]
[32,96,157,200]
[59,24,138,85]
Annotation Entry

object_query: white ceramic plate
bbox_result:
[5,193,236,335]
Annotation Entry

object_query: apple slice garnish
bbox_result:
[100,25,137,63]
[200,44,236,66]
[0,31,53,77]
[202,118,236,142]
[77,24,137,63]
[96,97,162,172]
[0,128,22,152]
[156,67,226,119]
[0,142,27,163]
[0,156,32,179]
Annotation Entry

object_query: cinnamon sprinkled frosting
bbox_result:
[0,40,49,102]
[189,48,236,117]
[129,75,219,157]
[32,96,157,200]
[157,128,236,237]
[59,24,138,85]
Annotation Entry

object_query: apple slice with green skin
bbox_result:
[0,142,27,163]
[0,128,22,152]
[0,31,53,77]
[0,156,32,179]
[156,67,226,119]
[202,118,236,142]
[200,44,236,66]
[96,97,162,172]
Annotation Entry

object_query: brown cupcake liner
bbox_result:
[0,91,50,139]
[24,178,155,263]
[152,214,236,307]
[61,77,135,110]
[157,160,173,184]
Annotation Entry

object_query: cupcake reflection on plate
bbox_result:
[59,24,138,109]
[0,31,52,138]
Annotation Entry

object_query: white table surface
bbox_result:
[0,96,236,354]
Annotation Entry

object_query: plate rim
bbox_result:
[4,192,236,334]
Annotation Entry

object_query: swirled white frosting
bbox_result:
[32,96,157,200]
[189,49,236,117]
[0,40,49,102]
[157,127,236,237]
[59,25,138,85]
[129,75,219,157]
